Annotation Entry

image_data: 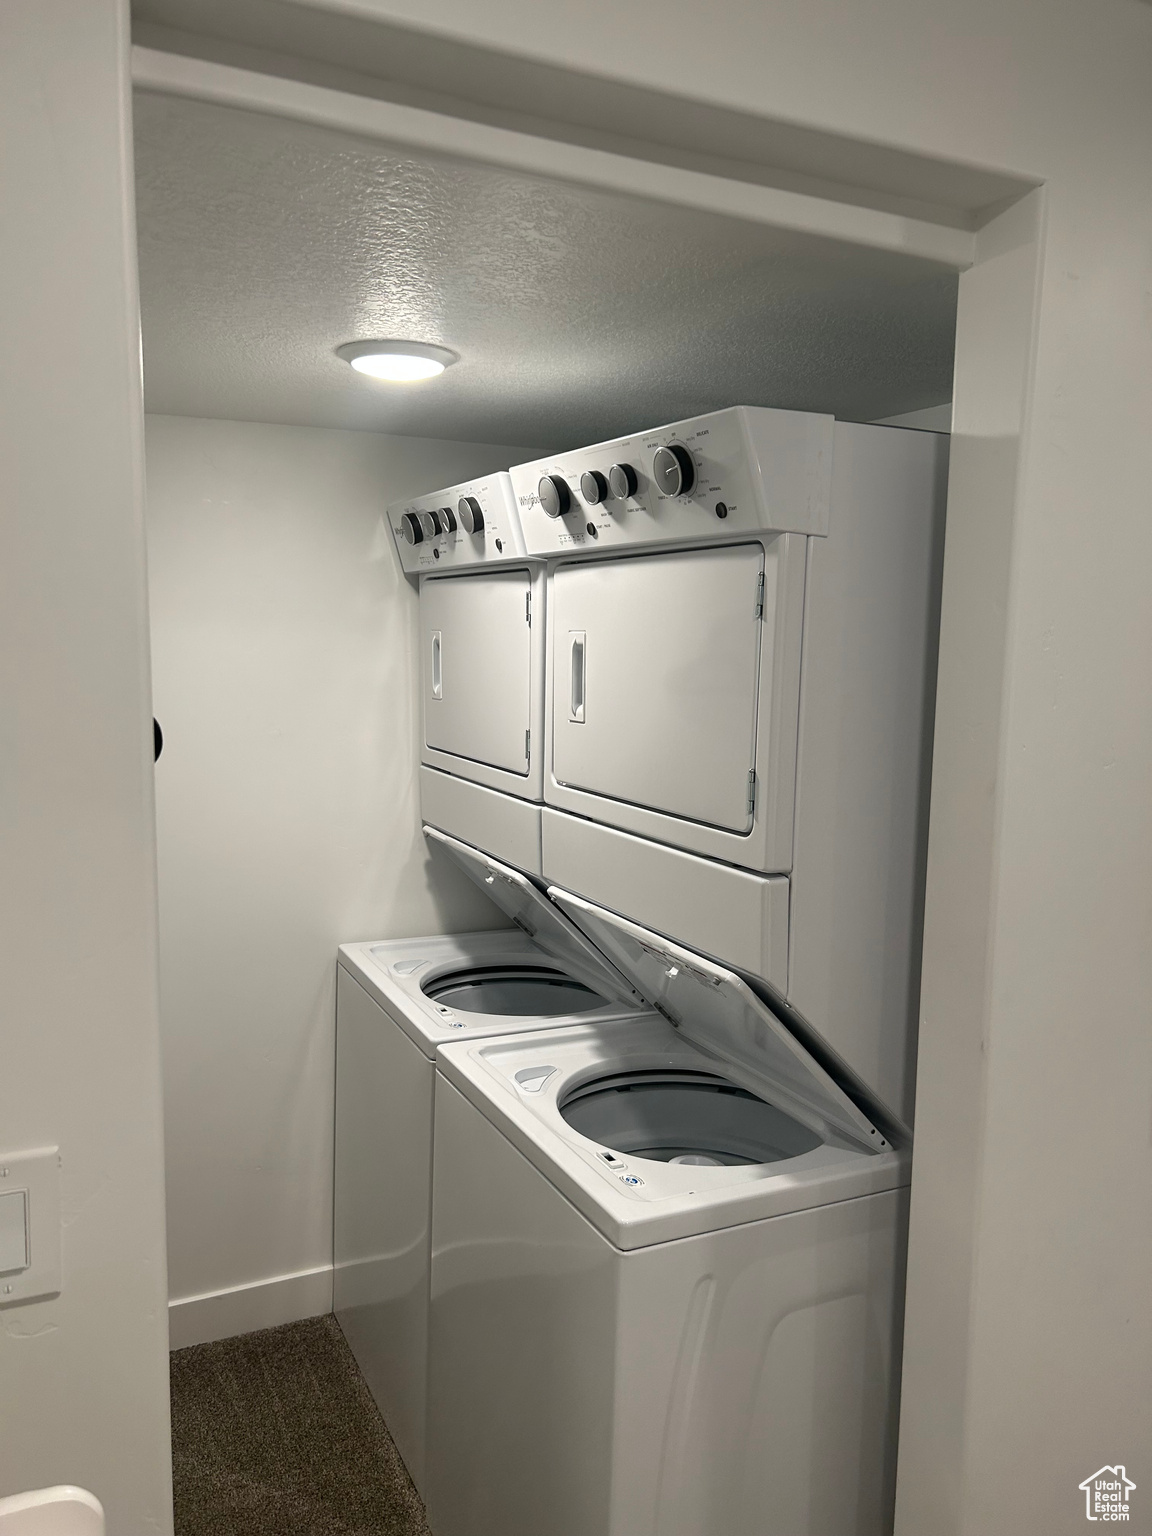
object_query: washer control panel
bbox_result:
[388,471,528,575]
[509,406,833,556]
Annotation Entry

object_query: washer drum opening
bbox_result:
[423,964,607,1017]
[559,1069,822,1165]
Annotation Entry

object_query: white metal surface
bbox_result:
[422,828,644,1007]
[388,472,526,576]
[333,966,434,1489]
[426,1056,908,1535]
[545,530,807,870]
[549,891,886,1150]
[333,932,650,1490]
[435,1017,903,1249]
[420,562,546,800]
[511,407,833,555]
[421,766,543,874]
[786,422,949,1124]
[422,570,533,776]
[550,544,765,833]
[540,807,789,989]
[526,414,946,1122]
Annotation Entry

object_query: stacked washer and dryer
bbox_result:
[333,471,653,1491]
[336,408,948,1536]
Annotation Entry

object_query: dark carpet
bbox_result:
[171,1315,432,1536]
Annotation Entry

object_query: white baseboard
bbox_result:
[168,1264,333,1350]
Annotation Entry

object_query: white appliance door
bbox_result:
[550,545,765,832]
[422,570,532,776]
[550,888,886,1151]
[423,827,643,1007]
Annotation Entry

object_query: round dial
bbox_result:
[418,510,441,539]
[399,511,423,545]
[652,443,696,497]
[458,495,484,534]
[580,469,608,505]
[608,462,638,500]
[538,474,572,519]
[439,506,457,533]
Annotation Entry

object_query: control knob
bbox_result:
[458,496,484,534]
[439,506,457,533]
[608,462,638,500]
[652,443,696,497]
[418,510,442,539]
[399,511,424,545]
[580,470,608,505]
[538,474,572,518]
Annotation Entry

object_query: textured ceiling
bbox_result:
[134,92,958,449]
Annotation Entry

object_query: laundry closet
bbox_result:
[133,43,960,1536]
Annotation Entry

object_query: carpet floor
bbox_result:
[170,1316,432,1536]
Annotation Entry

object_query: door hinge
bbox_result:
[525,728,531,761]
[754,570,765,620]
[526,591,532,626]
[747,769,757,815]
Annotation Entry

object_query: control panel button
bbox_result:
[439,506,457,533]
[418,510,441,538]
[607,462,638,500]
[580,469,608,505]
[399,511,424,545]
[538,474,571,518]
[652,443,696,497]
[458,496,485,534]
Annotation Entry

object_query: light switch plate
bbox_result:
[0,1147,61,1306]
[0,1189,29,1273]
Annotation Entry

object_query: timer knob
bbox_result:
[439,506,457,533]
[399,511,423,545]
[580,469,608,505]
[458,496,484,534]
[418,510,441,539]
[608,462,639,499]
[652,443,696,497]
[538,475,571,518]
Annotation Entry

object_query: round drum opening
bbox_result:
[423,964,606,1017]
[559,1069,822,1165]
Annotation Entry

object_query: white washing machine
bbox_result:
[425,883,909,1536]
[388,470,549,873]
[501,407,948,1130]
[333,830,653,1492]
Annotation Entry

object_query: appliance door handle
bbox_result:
[431,630,443,698]
[569,630,586,723]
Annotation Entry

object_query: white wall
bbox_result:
[0,1,173,1529]
[136,4,1152,1533]
[145,414,526,1345]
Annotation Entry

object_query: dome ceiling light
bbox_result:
[336,339,458,382]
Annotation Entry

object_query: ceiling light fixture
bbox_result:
[336,339,458,382]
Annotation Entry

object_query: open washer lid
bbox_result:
[423,827,644,1009]
[549,888,888,1152]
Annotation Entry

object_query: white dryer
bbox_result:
[333,834,652,1492]
[501,408,947,1128]
[425,882,909,1536]
[388,471,548,874]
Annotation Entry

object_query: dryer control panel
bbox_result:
[388,472,528,576]
[510,406,834,556]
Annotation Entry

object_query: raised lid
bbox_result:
[423,827,643,1008]
[548,888,887,1151]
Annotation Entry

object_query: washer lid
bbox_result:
[549,889,887,1152]
[423,827,644,1008]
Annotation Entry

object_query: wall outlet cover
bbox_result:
[0,1147,62,1306]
